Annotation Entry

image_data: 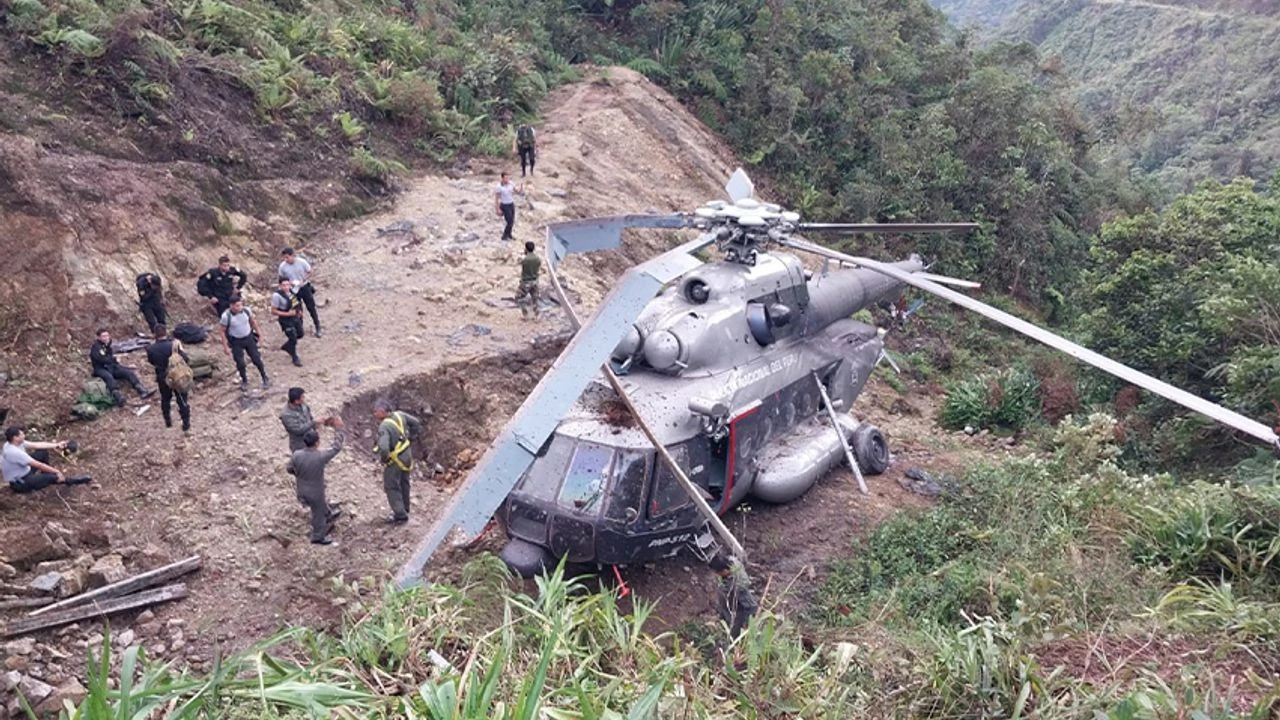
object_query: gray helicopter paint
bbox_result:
[753,414,858,503]
[393,225,712,588]
[780,236,1280,449]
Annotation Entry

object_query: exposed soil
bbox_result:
[0,62,1039,717]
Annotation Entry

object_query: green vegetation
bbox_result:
[939,365,1041,431]
[54,417,1280,718]
[934,0,1280,196]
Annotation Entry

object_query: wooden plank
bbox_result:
[1,584,187,638]
[28,556,200,618]
[0,591,53,607]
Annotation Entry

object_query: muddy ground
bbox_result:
[0,67,1019,707]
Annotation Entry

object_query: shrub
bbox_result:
[940,366,1042,431]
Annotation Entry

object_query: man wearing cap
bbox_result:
[2,427,90,494]
[278,247,322,338]
[197,255,248,319]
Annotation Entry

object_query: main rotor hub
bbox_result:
[693,198,801,265]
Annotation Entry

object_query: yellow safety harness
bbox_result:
[376,412,412,471]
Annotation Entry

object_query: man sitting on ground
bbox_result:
[2,427,90,494]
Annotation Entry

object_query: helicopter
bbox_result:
[393,170,1280,586]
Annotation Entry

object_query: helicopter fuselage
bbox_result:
[498,250,922,575]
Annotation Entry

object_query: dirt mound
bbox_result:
[0,65,742,679]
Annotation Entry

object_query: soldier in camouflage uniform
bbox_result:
[516,241,541,320]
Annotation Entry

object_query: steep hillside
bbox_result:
[930,0,1280,193]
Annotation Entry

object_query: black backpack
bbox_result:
[172,322,209,344]
[517,125,535,149]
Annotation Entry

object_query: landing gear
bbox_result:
[852,424,890,474]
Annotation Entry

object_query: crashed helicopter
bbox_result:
[394,171,1280,586]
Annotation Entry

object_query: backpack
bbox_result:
[196,272,214,298]
[172,322,208,344]
[516,124,535,149]
[166,348,195,392]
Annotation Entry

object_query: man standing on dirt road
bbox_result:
[146,325,192,432]
[280,387,336,453]
[495,172,521,242]
[219,296,270,392]
[270,277,305,367]
[514,123,536,178]
[3,427,90,494]
[516,241,541,320]
[197,255,248,319]
[287,419,345,545]
[277,247,322,338]
[89,329,155,406]
[372,399,423,524]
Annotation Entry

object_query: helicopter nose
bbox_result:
[500,538,555,578]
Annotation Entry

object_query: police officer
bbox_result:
[270,277,304,367]
[197,255,248,318]
[278,248,322,338]
[372,399,423,524]
[218,296,270,391]
[89,329,154,406]
[135,272,166,331]
[146,325,191,432]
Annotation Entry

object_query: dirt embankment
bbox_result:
[0,65,752,706]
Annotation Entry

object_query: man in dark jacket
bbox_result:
[135,272,167,331]
[197,255,248,318]
[146,325,191,432]
[89,329,153,406]
[286,419,345,544]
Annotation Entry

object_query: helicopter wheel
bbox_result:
[852,424,890,475]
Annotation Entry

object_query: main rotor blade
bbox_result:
[780,236,1280,448]
[798,222,981,234]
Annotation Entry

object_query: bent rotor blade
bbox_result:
[798,222,981,234]
[779,236,1280,448]
[394,219,708,588]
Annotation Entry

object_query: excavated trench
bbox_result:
[337,335,567,483]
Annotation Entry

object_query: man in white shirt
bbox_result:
[219,296,271,391]
[494,172,521,241]
[278,247,322,338]
[3,427,89,494]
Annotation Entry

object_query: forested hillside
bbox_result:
[930,0,1280,195]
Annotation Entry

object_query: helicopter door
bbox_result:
[723,400,764,511]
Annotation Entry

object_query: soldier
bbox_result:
[146,325,191,432]
[286,419,345,545]
[516,241,542,320]
[372,399,423,524]
[89,329,154,406]
[495,172,520,242]
[135,272,166,331]
[708,552,759,637]
[280,387,337,452]
[277,247,322,338]
[197,255,248,319]
[269,277,304,367]
[219,296,270,391]
[514,123,536,178]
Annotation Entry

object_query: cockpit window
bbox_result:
[605,451,649,523]
[648,444,692,519]
[558,443,614,514]
[516,434,574,502]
